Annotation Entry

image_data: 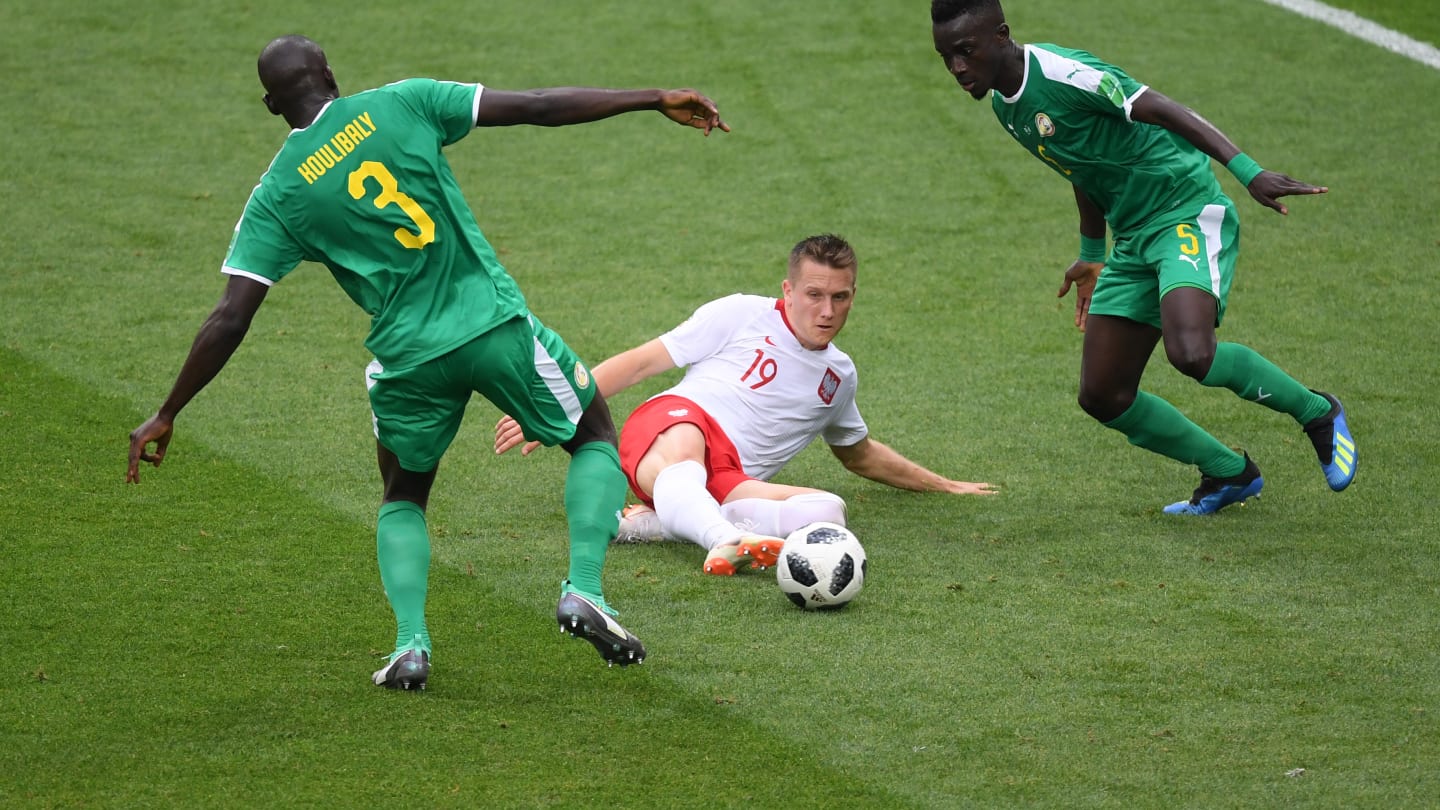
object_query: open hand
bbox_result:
[1246,170,1327,215]
[494,414,542,456]
[1058,260,1104,332]
[941,480,1000,495]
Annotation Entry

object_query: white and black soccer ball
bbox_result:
[775,522,866,610]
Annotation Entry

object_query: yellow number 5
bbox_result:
[1037,144,1073,176]
[348,161,436,249]
[1176,223,1200,256]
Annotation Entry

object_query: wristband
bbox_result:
[1226,152,1264,186]
[1078,234,1108,263]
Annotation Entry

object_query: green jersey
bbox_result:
[991,44,1223,236]
[222,78,527,371]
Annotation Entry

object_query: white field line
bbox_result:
[1259,0,1440,70]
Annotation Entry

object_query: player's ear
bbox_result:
[263,94,279,116]
[995,22,1010,42]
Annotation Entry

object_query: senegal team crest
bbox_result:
[574,362,590,389]
[1035,112,1055,137]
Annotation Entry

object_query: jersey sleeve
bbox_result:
[391,78,483,146]
[1038,46,1147,122]
[220,184,304,285]
[1082,60,1144,121]
[820,372,868,447]
[658,294,756,368]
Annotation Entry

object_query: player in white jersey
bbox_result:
[658,291,867,483]
[495,234,996,574]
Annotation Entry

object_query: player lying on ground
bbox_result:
[496,233,996,575]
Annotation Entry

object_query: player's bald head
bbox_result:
[257,35,334,105]
[930,0,1005,26]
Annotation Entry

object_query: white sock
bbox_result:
[651,461,743,550]
[720,492,848,537]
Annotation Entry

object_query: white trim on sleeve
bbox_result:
[221,267,277,286]
[1122,85,1149,121]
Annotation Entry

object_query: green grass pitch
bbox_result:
[1,0,1436,806]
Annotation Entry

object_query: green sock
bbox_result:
[564,442,626,600]
[1202,342,1331,424]
[1104,391,1246,478]
[376,500,431,654]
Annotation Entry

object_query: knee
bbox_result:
[1077,384,1134,424]
[1165,341,1215,382]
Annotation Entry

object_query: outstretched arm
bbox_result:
[126,275,269,482]
[475,87,729,135]
[1129,89,1326,214]
[829,437,997,495]
[590,338,677,398]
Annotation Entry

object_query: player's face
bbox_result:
[933,14,1014,100]
[782,259,856,351]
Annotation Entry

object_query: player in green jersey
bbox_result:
[126,35,728,689]
[930,0,1357,515]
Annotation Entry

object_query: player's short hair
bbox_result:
[789,233,857,278]
[931,0,1003,25]
[258,35,329,102]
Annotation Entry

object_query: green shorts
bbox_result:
[365,314,596,472]
[1089,199,1240,329]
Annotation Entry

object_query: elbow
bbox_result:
[525,93,572,127]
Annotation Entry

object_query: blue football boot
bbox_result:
[1303,391,1356,492]
[1164,454,1264,515]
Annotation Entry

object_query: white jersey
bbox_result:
[657,293,868,481]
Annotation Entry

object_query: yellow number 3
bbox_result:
[1175,223,1200,256]
[348,161,436,250]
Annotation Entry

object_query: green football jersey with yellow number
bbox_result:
[991,44,1223,236]
[222,78,527,372]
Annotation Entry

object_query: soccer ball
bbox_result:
[775,522,867,610]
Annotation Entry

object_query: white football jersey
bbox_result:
[657,293,868,481]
